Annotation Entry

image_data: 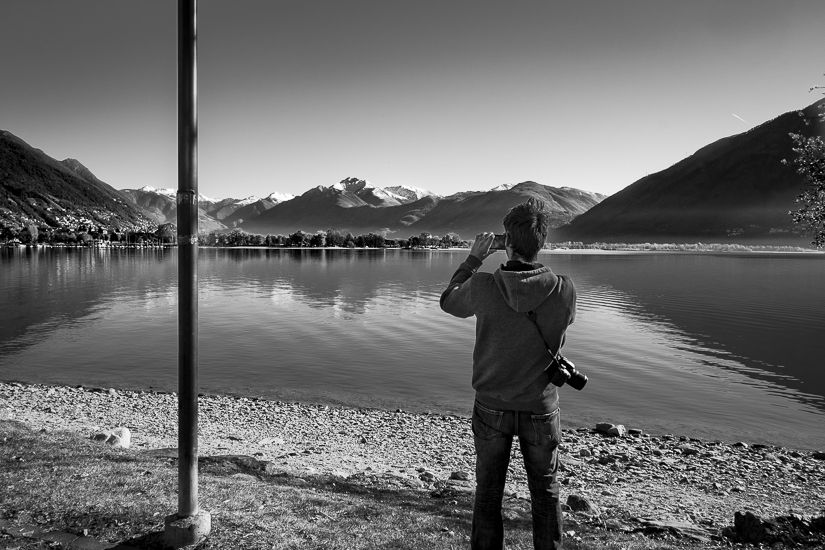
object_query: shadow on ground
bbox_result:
[0,421,538,549]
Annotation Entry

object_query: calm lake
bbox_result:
[1,247,823,450]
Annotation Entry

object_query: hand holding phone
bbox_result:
[470,232,496,261]
[490,234,506,250]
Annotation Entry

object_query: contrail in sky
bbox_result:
[732,113,748,124]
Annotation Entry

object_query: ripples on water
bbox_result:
[1,247,823,450]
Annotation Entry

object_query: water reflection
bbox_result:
[200,248,441,317]
[547,252,825,409]
[0,247,175,354]
[1,247,823,450]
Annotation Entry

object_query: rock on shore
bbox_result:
[1,381,824,543]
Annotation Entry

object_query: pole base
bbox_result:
[163,511,211,548]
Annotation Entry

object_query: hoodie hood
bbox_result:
[492,262,559,313]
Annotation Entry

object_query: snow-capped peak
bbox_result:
[266,192,295,203]
[383,185,439,202]
[489,183,515,192]
[332,177,373,193]
[138,185,177,198]
[135,186,221,203]
[236,195,260,206]
[198,193,221,203]
[316,178,438,204]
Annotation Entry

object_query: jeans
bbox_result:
[471,401,562,550]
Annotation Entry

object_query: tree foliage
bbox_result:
[155,223,176,244]
[785,74,825,248]
[23,224,38,244]
[1,222,470,249]
[786,133,825,248]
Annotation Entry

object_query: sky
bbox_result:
[2,1,824,201]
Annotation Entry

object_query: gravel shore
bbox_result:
[2,381,824,544]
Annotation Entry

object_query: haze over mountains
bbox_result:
[1,99,822,245]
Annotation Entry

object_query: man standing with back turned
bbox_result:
[440,198,576,549]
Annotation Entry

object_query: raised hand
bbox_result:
[470,232,496,262]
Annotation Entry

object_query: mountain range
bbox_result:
[0,130,604,239]
[117,186,297,233]
[236,177,604,238]
[2,98,822,244]
[117,176,604,239]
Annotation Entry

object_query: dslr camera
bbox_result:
[549,354,588,391]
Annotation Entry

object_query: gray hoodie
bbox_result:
[440,255,576,413]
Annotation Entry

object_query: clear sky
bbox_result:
[2,1,823,200]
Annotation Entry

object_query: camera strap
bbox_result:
[526,309,562,360]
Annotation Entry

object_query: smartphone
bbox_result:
[490,234,506,250]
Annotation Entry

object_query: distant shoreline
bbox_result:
[4,242,822,254]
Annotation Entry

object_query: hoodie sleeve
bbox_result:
[439,254,483,318]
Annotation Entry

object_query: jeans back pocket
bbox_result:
[472,402,505,439]
[529,408,560,448]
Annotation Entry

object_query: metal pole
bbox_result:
[177,0,199,518]
[164,3,209,544]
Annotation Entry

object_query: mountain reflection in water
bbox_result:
[1,247,823,450]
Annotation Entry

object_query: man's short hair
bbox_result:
[502,198,550,258]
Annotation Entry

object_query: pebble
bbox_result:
[678,444,700,456]
[566,494,600,515]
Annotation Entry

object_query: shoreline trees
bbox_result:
[194,228,468,249]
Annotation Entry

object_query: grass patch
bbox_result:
[0,421,714,549]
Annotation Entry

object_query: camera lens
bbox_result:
[567,372,587,391]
